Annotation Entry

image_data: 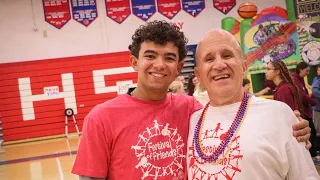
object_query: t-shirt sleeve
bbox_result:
[72,111,112,178]
[284,109,320,179]
[286,134,320,179]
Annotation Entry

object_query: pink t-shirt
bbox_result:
[72,93,202,179]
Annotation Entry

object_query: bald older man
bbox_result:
[187,29,319,179]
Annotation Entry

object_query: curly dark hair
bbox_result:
[128,20,188,61]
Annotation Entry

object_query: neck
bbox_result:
[133,86,167,101]
[209,89,244,107]
[273,77,282,86]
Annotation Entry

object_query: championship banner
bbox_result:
[182,0,205,17]
[71,0,98,27]
[42,0,71,29]
[131,0,156,21]
[105,0,131,24]
[157,0,181,19]
[213,0,236,15]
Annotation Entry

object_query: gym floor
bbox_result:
[0,136,319,180]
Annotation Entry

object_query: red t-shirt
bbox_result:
[72,93,202,179]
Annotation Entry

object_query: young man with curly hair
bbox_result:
[72,21,311,180]
[72,21,202,180]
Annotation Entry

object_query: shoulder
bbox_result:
[250,95,292,112]
[277,83,294,94]
[291,73,300,83]
[250,96,298,125]
[170,93,194,101]
[170,93,201,106]
[312,77,320,84]
[189,108,204,126]
[85,95,129,122]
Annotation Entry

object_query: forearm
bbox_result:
[79,176,106,180]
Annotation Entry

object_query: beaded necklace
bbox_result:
[192,92,250,164]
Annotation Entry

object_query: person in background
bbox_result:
[293,61,317,157]
[186,74,199,96]
[242,78,270,96]
[243,78,251,92]
[175,75,185,84]
[193,83,209,106]
[312,64,320,136]
[169,80,185,94]
[265,60,303,112]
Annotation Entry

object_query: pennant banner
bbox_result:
[182,0,205,17]
[157,0,181,19]
[42,0,71,29]
[213,0,236,15]
[131,0,156,21]
[105,0,131,24]
[71,0,98,27]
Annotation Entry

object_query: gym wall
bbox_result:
[0,0,286,142]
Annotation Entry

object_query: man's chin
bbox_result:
[147,84,170,92]
[209,87,237,96]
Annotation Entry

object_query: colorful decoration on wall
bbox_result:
[213,0,236,15]
[157,0,181,19]
[301,41,320,65]
[71,0,98,27]
[42,0,209,26]
[131,0,156,21]
[105,0,131,24]
[42,0,71,29]
[182,0,205,17]
[292,0,320,65]
[222,5,300,74]
[245,21,299,69]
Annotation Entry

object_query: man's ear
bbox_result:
[177,61,184,74]
[130,55,139,71]
[194,66,200,80]
[242,61,248,76]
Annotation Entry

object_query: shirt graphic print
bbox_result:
[132,120,185,179]
[188,122,243,179]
